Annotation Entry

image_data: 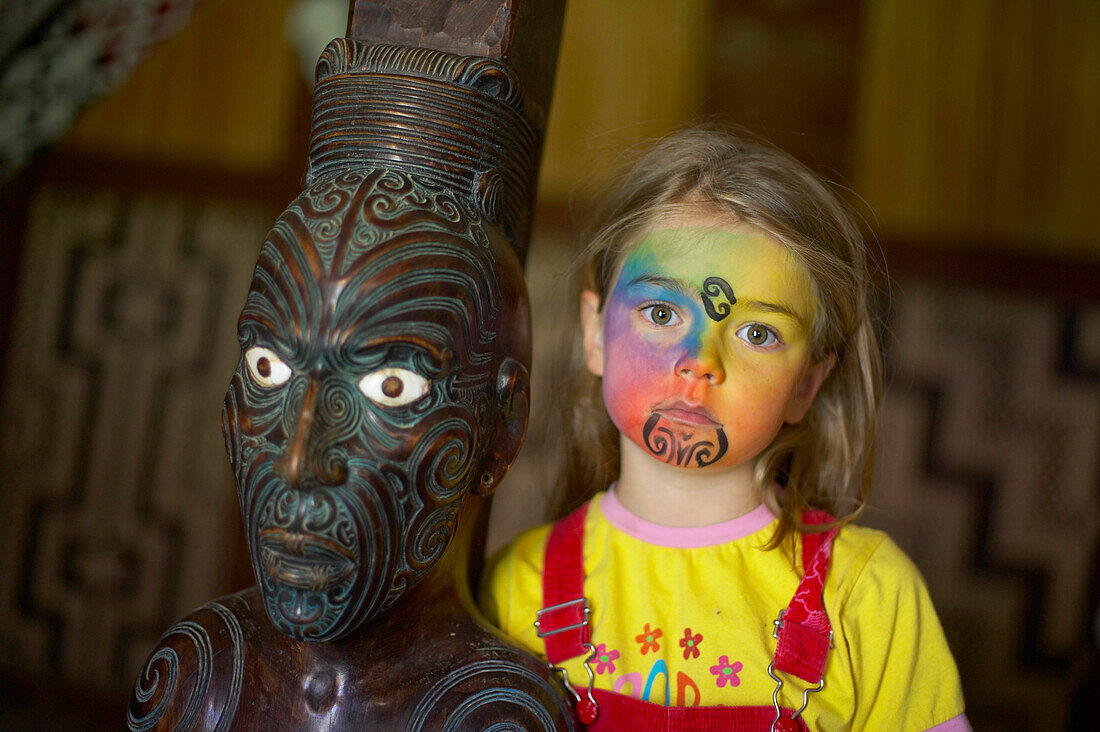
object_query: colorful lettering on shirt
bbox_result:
[614,672,644,699]
[676,671,701,706]
[587,624,714,706]
[642,659,671,705]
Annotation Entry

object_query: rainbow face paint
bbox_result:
[598,223,819,472]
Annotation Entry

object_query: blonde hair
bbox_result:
[555,125,883,546]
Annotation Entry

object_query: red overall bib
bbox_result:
[535,503,838,731]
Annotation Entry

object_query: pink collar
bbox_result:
[600,486,776,548]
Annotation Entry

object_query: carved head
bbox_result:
[222,169,530,641]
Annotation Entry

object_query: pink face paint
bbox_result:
[598,222,819,472]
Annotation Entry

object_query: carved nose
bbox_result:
[282,378,349,489]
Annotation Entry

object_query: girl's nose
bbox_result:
[674,341,725,384]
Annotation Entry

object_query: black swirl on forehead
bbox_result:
[701,276,736,322]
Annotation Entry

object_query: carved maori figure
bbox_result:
[128,23,571,731]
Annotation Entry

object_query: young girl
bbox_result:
[481,127,969,731]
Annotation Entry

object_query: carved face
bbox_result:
[223,170,528,641]
[584,212,827,473]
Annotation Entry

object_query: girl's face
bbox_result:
[581,211,834,472]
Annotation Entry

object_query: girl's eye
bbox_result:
[244,346,292,387]
[736,323,780,348]
[642,303,682,327]
[358,367,430,407]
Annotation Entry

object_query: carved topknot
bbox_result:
[315,38,525,113]
[305,39,539,262]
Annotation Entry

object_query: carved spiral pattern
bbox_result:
[415,413,478,501]
[315,379,361,444]
[407,659,572,732]
[238,451,370,639]
[127,599,245,731]
[226,171,512,640]
[128,646,180,731]
[289,175,356,266]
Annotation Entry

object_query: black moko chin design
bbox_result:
[642,413,729,467]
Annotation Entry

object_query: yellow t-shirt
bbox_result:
[481,490,968,731]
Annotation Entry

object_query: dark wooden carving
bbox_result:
[128,2,569,728]
[347,0,566,127]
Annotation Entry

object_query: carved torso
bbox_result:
[129,587,572,730]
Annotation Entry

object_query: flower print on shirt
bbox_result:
[635,623,662,654]
[680,628,703,660]
[709,655,742,687]
[593,643,620,674]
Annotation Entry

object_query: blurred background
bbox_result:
[0,0,1097,729]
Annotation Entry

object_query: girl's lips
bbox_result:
[653,401,721,427]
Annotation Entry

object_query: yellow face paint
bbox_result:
[595,216,822,471]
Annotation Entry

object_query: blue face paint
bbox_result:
[595,223,822,472]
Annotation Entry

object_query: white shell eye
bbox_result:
[244,346,292,387]
[358,367,430,407]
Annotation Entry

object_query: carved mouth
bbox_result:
[653,401,721,428]
[257,528,355,590]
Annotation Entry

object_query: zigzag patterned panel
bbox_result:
[0,186,264,691]
[870,280,1100,730]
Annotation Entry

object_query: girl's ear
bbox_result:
[580,290,604,377]
[783,353,836,424]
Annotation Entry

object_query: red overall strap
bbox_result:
[539,502,591,664]
[772,510,838,684]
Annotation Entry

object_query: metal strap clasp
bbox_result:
[769,609,829,732]
[772,608,834,648]
[534,597,590,637]
[545,642,599,723]
[534,598,599,723]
